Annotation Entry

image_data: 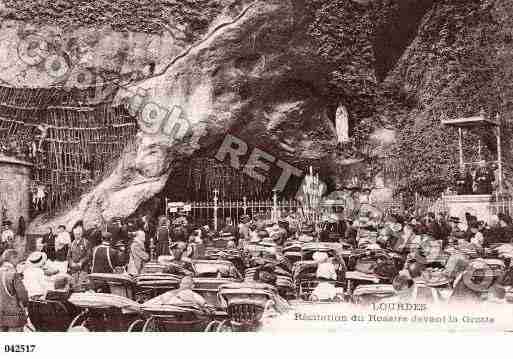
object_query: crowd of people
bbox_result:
[1,206,513,331]
[454,161,496,195]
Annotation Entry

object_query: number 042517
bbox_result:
[4,344,36,353]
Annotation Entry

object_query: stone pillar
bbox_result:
[0,155,32,232]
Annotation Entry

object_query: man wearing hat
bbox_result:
[156,216,171,257]
[107,217,124,249]
[447,216,467,245]
[449,216,462,231]
[67,221,90,290]
[90,232,126,274]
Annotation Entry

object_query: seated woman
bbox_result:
[23,252,57,299]
[144,276,212,312]
[311,252,338,301]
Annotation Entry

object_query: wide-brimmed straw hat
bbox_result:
[390,223,402,232]
[27,251,47,267]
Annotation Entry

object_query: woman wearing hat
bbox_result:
[0,249,28,332]
[311,252,338,301]
[22,251,52,299]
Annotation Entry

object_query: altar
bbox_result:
[441,112,503,225]
[443,194,493,225]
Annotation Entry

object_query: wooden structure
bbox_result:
[0,83,137,215]
[441,112,503,192]
[441,112,504,223]
[0,155,32,231]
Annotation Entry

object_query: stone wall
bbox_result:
[0,154,31,231]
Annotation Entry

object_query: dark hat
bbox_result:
[240,215,251,224]
[27,251,47,267]
[102,231,112,240]
[2,220,12,226]
[449,216,460,224]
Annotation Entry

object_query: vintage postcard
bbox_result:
[0,0,512,345]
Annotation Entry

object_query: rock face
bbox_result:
[12,0,464,231]
[380,0,513,197]
[26,0,374,231]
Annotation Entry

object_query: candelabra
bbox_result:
[213,189,219,232]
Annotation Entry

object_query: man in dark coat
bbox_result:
[437,212,451,246]
[107,217,122,249]
[141,215,156,253]
[90,232,126,274]
[424,212,442,240]
[67,223,90,290]
[156,216,171,257]
[41,227,55,261]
